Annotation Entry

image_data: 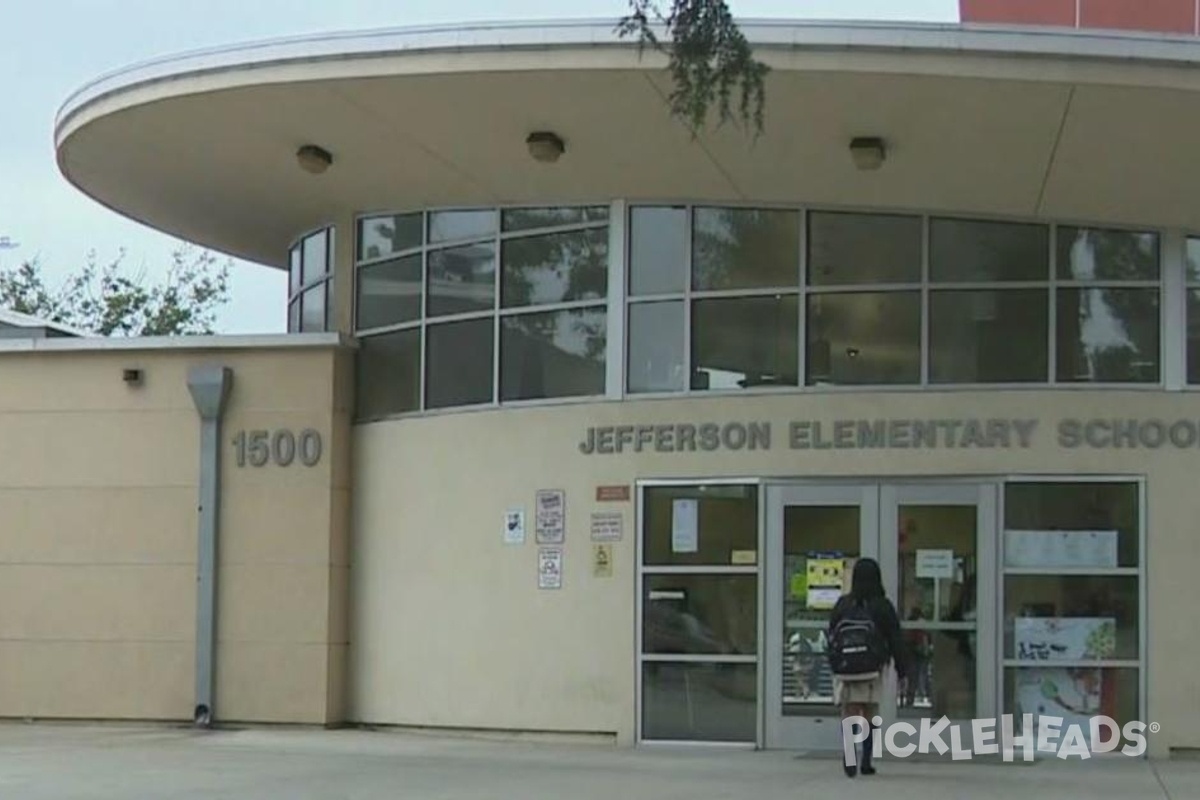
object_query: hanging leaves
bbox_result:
[617,0,769,138]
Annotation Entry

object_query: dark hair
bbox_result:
[850,558,885,601]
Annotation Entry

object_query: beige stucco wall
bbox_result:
[351,389,1200,756]
[0,339,351,725]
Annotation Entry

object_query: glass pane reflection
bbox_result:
[429,209,495,243]
[641,662,757,742]
[501,206,608,232]
[898,631,977,720]
[1056,288,1159,383]
[428,242,496,317]
[501,228,608,308]
[359,213,422,260]
[356,328,420,418]
[300,283,325,332]
[1057,227,1158,281]
[643,575,757,656]
[357,256,422,330]
[500,307,606,401]
[425,318,494,409]
[930,289,1048,383]
[807,211,921,286]
[931,218,1049,283]
[692,207,800,291]
[627,301,685,393]
[629,207,688,296]
[806,292,920,385]
[691,295,799,390]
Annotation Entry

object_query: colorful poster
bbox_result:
[1014,617,1117,662]
[806,557,844,611]
[1014,667,1106,738]
[535,489,565,544]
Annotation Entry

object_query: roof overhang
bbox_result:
[54,19,1200,270]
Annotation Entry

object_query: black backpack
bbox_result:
[828,599,886,676]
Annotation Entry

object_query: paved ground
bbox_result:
[0,723,1197,799]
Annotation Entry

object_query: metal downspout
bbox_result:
[186,366,233,727]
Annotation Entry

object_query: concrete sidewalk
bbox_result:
[0,723,1195,799]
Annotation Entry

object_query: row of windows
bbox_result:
[337,203,1200,420]
[629,208,1161,390]
[287,228,333,333]
[355,208,610,417]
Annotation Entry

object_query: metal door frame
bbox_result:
[762,482,879,751]
[762,479,998,751]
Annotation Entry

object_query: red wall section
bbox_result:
[1080,0,1196,34]
[961,0,1200,34]
[960,0,1076,26]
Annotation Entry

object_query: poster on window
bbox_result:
[1014,667,1107,737]
[1004,530,1118,569]
[535,489,565,544]
[806,556,845,611]
[670,499,699,553]
[1014,617,1116,662]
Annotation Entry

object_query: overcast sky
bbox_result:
[0,1,958,333]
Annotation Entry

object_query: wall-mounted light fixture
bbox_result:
[296,144,333,174]
[123,368,144,386]
[526,131,565,163]
[849,137,887,171]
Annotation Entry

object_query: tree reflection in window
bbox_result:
[692,208,799,291]
[1056,228,1160,383]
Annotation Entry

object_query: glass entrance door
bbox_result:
[764,484,878,751]
[764,482,996,752]
[881,484,998,734]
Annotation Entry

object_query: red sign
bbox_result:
[595,485,631,502]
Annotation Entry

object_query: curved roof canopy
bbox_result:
[55,18,1200,269]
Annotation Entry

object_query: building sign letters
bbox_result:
[577,417,1200,454]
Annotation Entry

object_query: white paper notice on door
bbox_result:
[671,499,699,553]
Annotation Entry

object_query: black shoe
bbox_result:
[843,763,857,778]
[860,765,876,776]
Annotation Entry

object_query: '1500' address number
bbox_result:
[233,429,322,467]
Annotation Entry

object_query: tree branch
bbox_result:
[617,0,769,139]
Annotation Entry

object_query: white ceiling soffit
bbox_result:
[54,19,1200,269]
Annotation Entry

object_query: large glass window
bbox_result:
[806,291,920,385]
[692,207,799,291]
[807,211,921,285]
[930,289,1049,383]
[356,329,420,419]
[692,295,799,389]
[1002,481,1143,744]
[354,206,609,419]
[500,308,607,401]
[627,209,1165,393]
[930,218,1049,283]
[425,318,493,409]
[1055,228,1160,383]
[288,227,333,333]
[639,484,759,744]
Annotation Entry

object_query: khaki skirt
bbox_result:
[833,673,883,706]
